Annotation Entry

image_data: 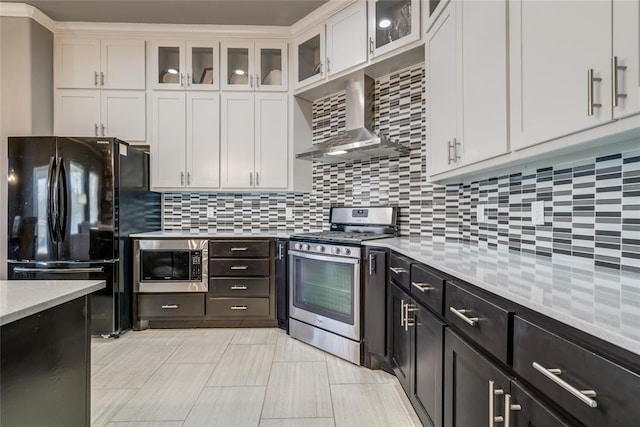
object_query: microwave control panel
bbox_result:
[190,250,202,280]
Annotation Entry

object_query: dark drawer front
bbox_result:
[138,294,205,318]
[207,297,270,317]
[210,277,270,297]
[513,316,640,427]
[210,259,270,277]
[209,240,270,258]
[445,282,511,363]
[410,263,445,315]
[389,253,411,291]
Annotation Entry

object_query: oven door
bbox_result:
[288,249,360,341]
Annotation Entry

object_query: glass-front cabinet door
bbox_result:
[368,0,421,58]
[150,41,219,90]
[151,41,185,90]
[186,42,219,90]
[294,26,325,89]
[221,43,254,91]
[255,42,288,91]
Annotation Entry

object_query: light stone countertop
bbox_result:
[0,280,106,326]
[364,237,640,357]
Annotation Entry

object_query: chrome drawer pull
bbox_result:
[161,304,179,309]
[449,307,479,326]
[504,394,522,427]
[230,247,248,251]
[389,267,407,274]
[230,285,248,290]
[230,305,247,310]
[411,282,435,292]
[230,266,248,270]
[532,362,598,408]
[489,380,505,427]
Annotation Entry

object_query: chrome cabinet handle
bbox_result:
[187,172,191,185]
[587,68,602,116]
[489,380,505,427]
[319,62,323,75]
[453,137,461,161]
[161,304,179,309]
[94,71,98,86]
[405,304,417,331]
[504,394,522,427]
[278,243,284,260]
[230,247,248,251]
[231,305,247,310]
[612,56,628,107]
[94,124,99,137]
[400,299,405,327]
[230,285,248,290]
[250,75,254,88]
[256,172,260,186]
[447,140,453,165]
[181,73,185,86]
[100,71,105,86]
[389,267,407,274]
[230,265,248,270]
[256,74,260,87]
[327,57,331,73]
[449,307,479,326]
[187,72,191,86]
[532,362,598,408]
[101,124,105,136]
[369,37,374,55]
[411,282,434,292]
[181,172,185,185]
[249,172,253,186]
[368,253,375,275]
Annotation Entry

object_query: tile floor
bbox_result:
[91,328,422,427]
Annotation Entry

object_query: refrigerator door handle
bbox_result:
[13,267,105,273]
[47,156,57,242]
[58,158,68,241]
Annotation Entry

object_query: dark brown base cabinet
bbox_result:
[363,247,388,366]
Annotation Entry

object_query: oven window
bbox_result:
[140,250,190,281]
[292,257,354,325]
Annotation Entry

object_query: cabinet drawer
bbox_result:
[513,316,640,427]
[138,294,205,318]
[445,282,511,363]
[410,264,445,315]
[207,297,270,317]
[209,240,270,258]
[209,277,270,297]
[209,259,269,276]
[389,253,412,291]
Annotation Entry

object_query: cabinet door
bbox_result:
[294,26,326,89]
[412,304,445,427]
[56,38,101,89]
[255,94,288,189]
[510,0,612,150]
[220,93,255,188]
[458,0,508,166]
[151,92,186,188]
[101,91,146,142]
[388,282,412,393]
[150,41,185,90]
[255,42,288,91]
[100,40,145,89]
[364,248,387,360]
[444,329,511,427]
[222,42,255,91]
[326,1,368,76]
[186,42,219,91]
[55,90,101,136]
[613,0,640,119]
[508,381,572,427]
[368,0,421,58]
[186,92,220,188]
[427,5,458,176]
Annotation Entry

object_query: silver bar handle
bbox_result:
[13,267,105,273]
[249,172,253,186]
[256,172,260,186]
[612,56,628,108]
[181,172,185,185]
[405,304,417,331]
[411,282,434,293]
[187,172,191,185]
[231,305,247,310]
[389,267,407,274]
[256,74,260,87]
[327,57,331,73]
[489,380,505,427]
[453,137,461,161]
[181,73,185,87]
[447,140,453,165]
[230,247,248,251]
[587,68,602,116]
[187,72,191,86]
[319,62,323,75]
[532,362,598,408]
[94,71,98,86]
[368,253,375,275]
[504,394,522,427]
[278,243,284,260]
[400,299,405,327]
[100,71,105,86]
[369,37,374,55]
[449,307,479,326]
[101,124,105,136]
[94,124,99,137]
[230,265,248,270]
[230,285,248,290]
[161,304,179,309]
[250,75,254,88]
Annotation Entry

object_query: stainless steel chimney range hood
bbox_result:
[296,74,411,164]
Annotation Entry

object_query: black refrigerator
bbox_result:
[7,136,161,336]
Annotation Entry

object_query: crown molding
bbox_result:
[0,2,55,32]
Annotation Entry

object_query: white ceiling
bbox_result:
[8,0,329,26]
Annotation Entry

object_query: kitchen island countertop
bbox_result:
[129,230,313,239]
[0,280,106,326]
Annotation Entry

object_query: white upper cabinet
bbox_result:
[612,0,640,119]
[56,38,145,89]
[56,90,101,136]
[221,41,288,91]
[221,93,256,188]
[510,0,612,151]
[368,0,420,58]
[294,26,326,89]
[255,94,288,188]
[326,1,368,76]
[149,41,219,90]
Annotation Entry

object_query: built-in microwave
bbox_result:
[133,239,208,292]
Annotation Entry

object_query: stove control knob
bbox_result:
[316,245,325,253]
[333,247,341,255]
[302,244,311,251]
[294,243,302,250]
[341,248,351,256]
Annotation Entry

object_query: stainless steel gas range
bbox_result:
[288,206,398,365]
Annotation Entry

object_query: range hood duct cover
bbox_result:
[296,74,411,164]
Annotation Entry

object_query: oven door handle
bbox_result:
[288,250,360,265]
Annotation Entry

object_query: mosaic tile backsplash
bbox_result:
[163,64,640,273]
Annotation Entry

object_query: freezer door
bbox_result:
[7,137,58,261]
